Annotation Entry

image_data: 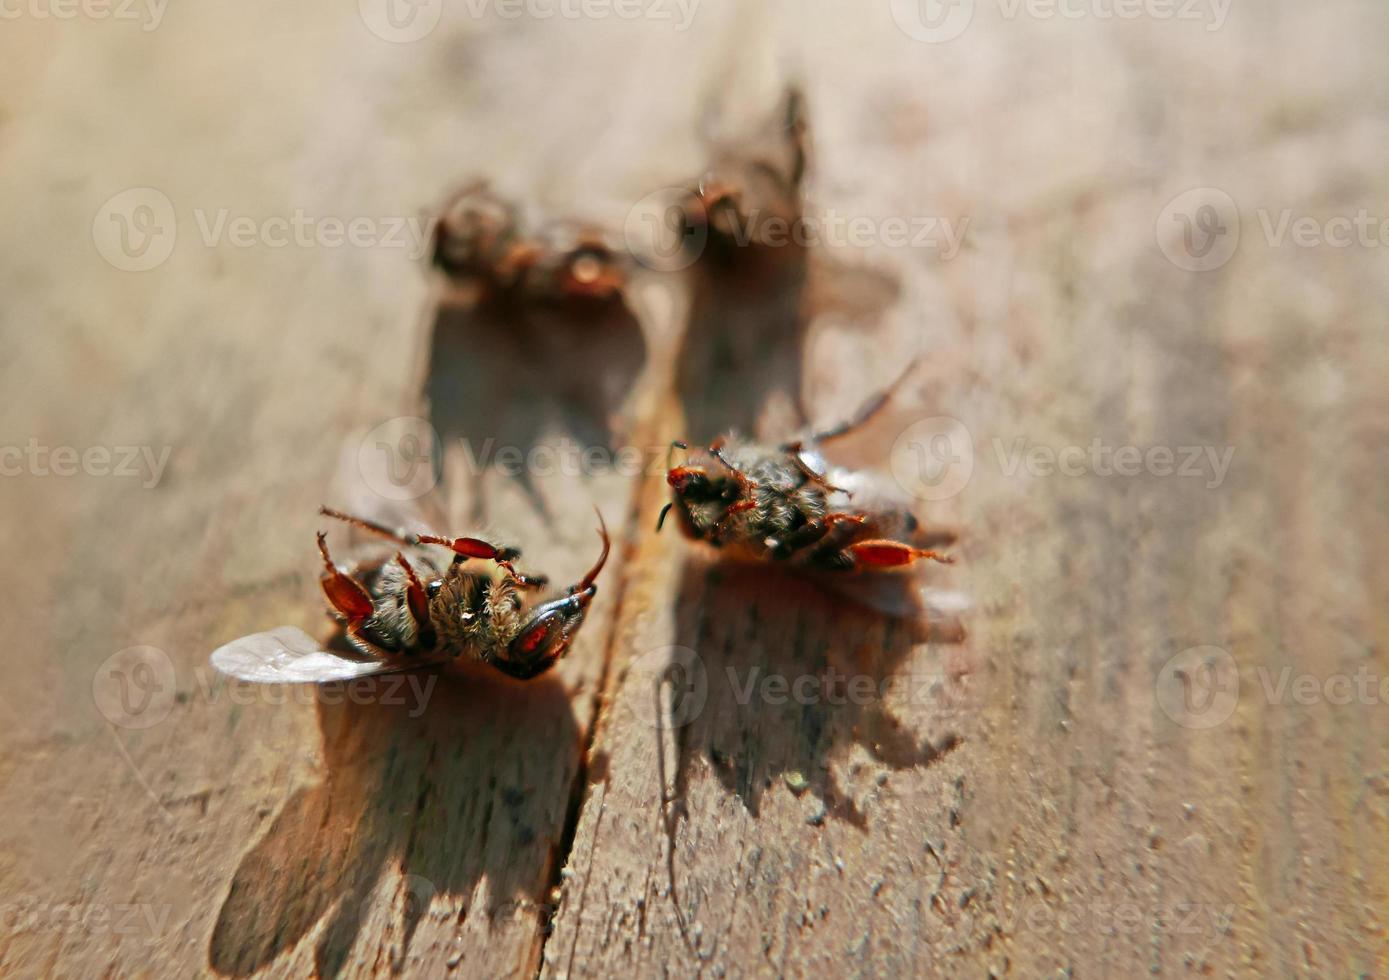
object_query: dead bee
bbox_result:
[657,367,955,573]
[211,507,610,684]
[431,181,628,305]
[679,88,808,257]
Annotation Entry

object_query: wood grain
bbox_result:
[1,1,1387,978]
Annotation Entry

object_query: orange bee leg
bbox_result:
[710,498,758,544]
[845,538,954,569]
[317,532,376,627]
[319,503,544,590]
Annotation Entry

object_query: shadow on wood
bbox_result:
[676,242,903,447]
[208,667,579,978]
[424,295,647,527]
[664,560,967,830]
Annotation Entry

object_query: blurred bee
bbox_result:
[431,182,627,305]
[211,507,609,684]
[678,87,808,257]
[658,366,955,574]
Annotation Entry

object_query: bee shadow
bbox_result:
[676,244,809,445]
[666,560,968,829]
[425,295,646,525]
[676,245,902,447]
[208,667,581,977]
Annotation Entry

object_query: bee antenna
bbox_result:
[579,508,611,590]
[666,440,689,470]
[656,502,673,533]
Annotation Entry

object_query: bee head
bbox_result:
[486,513,610,680]
[660,441,755,541]
[431,181,521,282]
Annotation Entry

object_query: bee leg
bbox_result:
[392,552,439,650]
[782,440,852,495]
[317,532,375,627]
[767,512,865,560]
[843,538,954,569]
[509,571,549,590]
[319,506,421,546]
[710,499,757,544]
[320,505,529,575]
[794,356,921,447]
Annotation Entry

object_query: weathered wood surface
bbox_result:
[2,1,1388,977]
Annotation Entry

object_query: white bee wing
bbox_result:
[818,574,971,628]
[210,626,427,684]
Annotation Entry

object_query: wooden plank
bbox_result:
[0,5,713,977]
[542,2,1389,977]
[2,2,1388,978]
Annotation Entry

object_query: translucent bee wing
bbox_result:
[822,467,959,550]
[818,575,971,634]
[210,626,430,684]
